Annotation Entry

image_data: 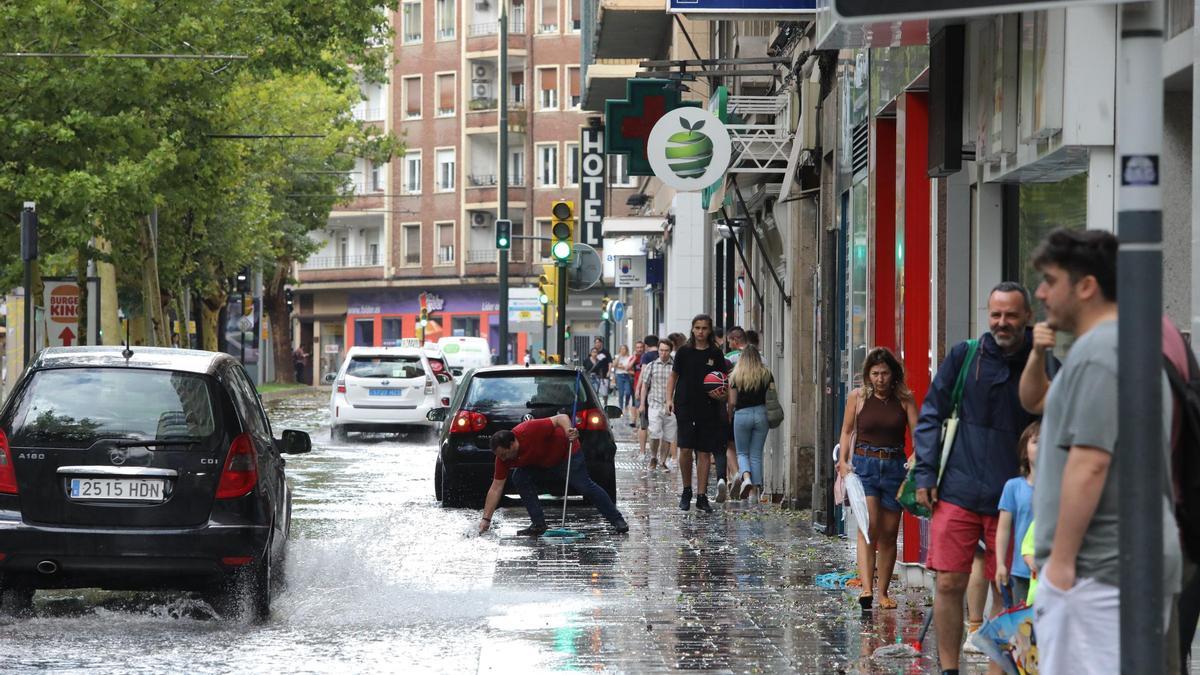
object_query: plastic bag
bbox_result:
[844,472,870,544]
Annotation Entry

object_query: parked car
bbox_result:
[421,343,457,404]
[427,366,620,508]
[0,346,311,620]
[326,346,445,440]
[436,336,493,381]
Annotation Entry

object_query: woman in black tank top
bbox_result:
[836,347,919,611]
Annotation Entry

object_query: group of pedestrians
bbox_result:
[839,227,1197,675]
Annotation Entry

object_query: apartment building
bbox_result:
[293,0,639,380]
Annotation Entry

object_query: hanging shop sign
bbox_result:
[669,0,816,13]
[615,255,647,288]
[580,124,606,248]
[605,79,699,176]
[646,108,733,192]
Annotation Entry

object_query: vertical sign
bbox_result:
[43,280,80,347]
[580,124,606,248]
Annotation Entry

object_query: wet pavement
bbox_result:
[0,389,1092,672]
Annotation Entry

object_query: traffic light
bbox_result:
[419,308,429,327]
[235,267,250,294]
[537,264,556,305]
[495,218,512,250]
[537,276,551,305]
[242,294,254,317]
[601,295,612,321]
[550,200,574,264]
[285,288,294,309]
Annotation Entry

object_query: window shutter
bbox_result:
[439,75,454,110]
[569,68,580,98]
[511,71,524,87]
[540,68,555,91]
[406,79,420,115]
[541,0,556,26]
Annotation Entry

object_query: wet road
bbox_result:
[0,390,975,673]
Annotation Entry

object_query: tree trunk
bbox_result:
[263,261,295,383]
[75,246,89,346]
[200,285,226,353]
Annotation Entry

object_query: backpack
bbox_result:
[1163,343,1200,563]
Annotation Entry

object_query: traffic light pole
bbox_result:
[496,0,510,365]
[556,263,568,361]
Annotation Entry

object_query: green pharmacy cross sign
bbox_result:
[605,79,699,177]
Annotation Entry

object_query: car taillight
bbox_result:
[450,410,488,434]
[336,379,346,394]
[216,433,258,499]
[0,429,16,495]
[575,408,607,431]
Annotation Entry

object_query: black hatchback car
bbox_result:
[0,347,312,620]
[428,365,621,508]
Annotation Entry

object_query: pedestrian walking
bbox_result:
[728,344,778,502]
[480,413,628,536]
[614,344,635,414]
[994,421,1039,604]
[590,337,612,403]
[1024,229,1181,674]
[634,335,658,447]
[638,339,676,470]
[292,345,308,384]
[912,281,1039,675]
[666,315,730,513]
[838,347,918,610]
[717,326,748,501]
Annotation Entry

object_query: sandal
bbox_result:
[858,592,873,610]
[846,577,863,589]
[876,596,897,609]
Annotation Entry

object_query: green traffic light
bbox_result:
[498,237,509,247]
[601,312,609,321]
[538,292,549,304]
[551,240,572,260]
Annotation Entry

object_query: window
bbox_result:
[382,318,403,345]
[402,0,422,43]
[564,142,579,186]
[435,0,455,39]
[371,162,384,192]
[509,149,525,186]
[568,0,580,31]
[436,222,455,265]
[510,71,525,105]
[436,73,455,116]
[354,319,376,347]
[403,151,422,194]
[537,67,558,110]
[403,76,422,119]
[537,218,552,259]
[537,0,558,33]
[435,148,455,191]
[536,143,558,187]
[403,224,421,265]
[608,153,636,187]
[451,316,480,337]
[509,221,526,262]
[567,67,581,108]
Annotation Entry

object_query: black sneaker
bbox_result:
[516,524,548,536]
[679,487,693,511]
[612,518,629,534]
[695,493,713,513]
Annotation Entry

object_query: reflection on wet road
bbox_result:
[0,390,958,673]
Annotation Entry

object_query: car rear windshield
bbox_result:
[346,356,424,379]
[464,373,588,409]
[8,368,217,448]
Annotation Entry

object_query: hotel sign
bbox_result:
[580,125,606,248]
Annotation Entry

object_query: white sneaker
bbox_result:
[962,628,984,654]
[716,478,727,503]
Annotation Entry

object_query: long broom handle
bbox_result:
[561,369,581,528]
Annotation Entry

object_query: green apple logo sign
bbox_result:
[647,108,732,192]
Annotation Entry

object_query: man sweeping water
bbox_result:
[478,413,629,536]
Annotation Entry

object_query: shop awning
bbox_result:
[602,217,666,237]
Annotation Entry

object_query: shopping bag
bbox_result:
[844,472,870,544]
[971,585,1038,675]
[937,339,979,484]
[833,444,847,505]
[896,461,931,518]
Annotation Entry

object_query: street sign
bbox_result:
[568,243,604,291]
[612,301,626,322]
[669,0,816,13]
[508,288,544,323]
[615,255,647,287]
[579,125,606,248]
[43,280,80,347]
[647,108,733,193]
[833,0,1131,22]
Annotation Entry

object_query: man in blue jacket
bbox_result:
[914,282,1039,675]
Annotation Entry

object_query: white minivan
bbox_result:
[436,336,493,382]
[327,346,447,440]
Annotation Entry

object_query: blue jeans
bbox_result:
[733,404,769,485]
[615,372,634,409]
[507,453,623,526]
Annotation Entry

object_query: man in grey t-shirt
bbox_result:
[1027,229,1181,674]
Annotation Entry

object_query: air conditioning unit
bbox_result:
[475,0,490,9]
[473,65,488,79]
[473,83,489,98]
[471,212,491,228]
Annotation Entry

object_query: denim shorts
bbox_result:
[851,450,906,512]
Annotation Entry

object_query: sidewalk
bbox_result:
[483,418,980,673]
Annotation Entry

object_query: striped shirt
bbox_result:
[642,358,674,409]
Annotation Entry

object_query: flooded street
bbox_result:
[0,390,966,673]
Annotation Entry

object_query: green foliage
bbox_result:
[0,0,402,309]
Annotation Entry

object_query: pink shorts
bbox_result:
[927,500,1004,579]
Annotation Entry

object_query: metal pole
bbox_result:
[497,0,510,365]
[20,204,37,367]
[1117,2,1164,672]
[557,264,568,360]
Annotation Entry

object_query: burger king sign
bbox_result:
[44,280,80,347]
[646,108,732,193]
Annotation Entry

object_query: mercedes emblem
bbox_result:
[109,448,127,466]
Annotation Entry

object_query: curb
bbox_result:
[258,385,325,403]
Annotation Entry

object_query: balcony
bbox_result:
[301,253,382,270]
[726,94,793,176]
[468,18,526,36]
[352,104,386,122]
[466,249,498,264]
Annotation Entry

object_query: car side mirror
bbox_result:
[279,429,312,454]
[426,407,448,422]
[604,405,623,419]
[323,372,337,384]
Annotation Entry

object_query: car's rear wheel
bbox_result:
[0,587,34,616]
[208,546,272,622]
[331,425,348,442]
[434,461,444,502]
[439,464,477,508]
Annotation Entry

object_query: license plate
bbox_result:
[69,478,166,502]
[369,388,405,396]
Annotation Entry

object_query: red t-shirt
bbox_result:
[492,418,580,480]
